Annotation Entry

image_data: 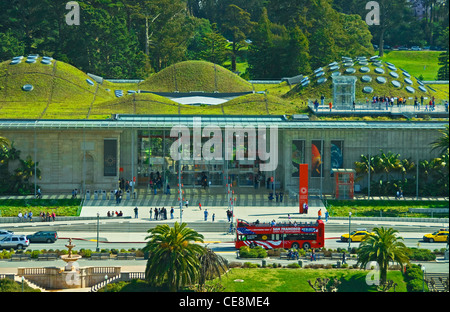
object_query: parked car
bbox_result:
[0,235,30,250]
[0,230,14,240]
[341,229,375,242]
[411,46,422,51]
[383,45,391,50]
[26,231,58,243]
[398,46,409,50]
[423,229,449,243]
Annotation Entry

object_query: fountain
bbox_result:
[60,238,82,271]
[18,238,121,290]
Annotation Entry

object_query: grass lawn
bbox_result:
[0,199,81,217]
[326,199,449,218]
[213,268,406,292]
[379,50,441,81]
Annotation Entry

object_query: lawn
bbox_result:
[0,198,81,217]
[326,199,449,218]
[379,50,441,81]
[213,268,406,292]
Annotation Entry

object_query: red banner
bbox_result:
[299,164,308,213]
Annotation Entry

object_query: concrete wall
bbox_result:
[1,125,443,195]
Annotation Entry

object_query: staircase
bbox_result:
[425,273,449,292]
[83,187,300,207]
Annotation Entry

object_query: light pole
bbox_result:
[105,274,108,292]
[348,211,352,252]
[421,265,426,292]
[96,213,100,252]
[21,276,24,292]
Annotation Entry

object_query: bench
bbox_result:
[305,252,324,260]
[116,253,136,260]
[38,253,58,261]
[11,254,31,262]
[331,253,345,260]
[91,253,111,260]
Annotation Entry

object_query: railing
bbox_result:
[90,271,145,292]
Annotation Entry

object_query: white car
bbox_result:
[411,46,422,51]
[0,234,30,250]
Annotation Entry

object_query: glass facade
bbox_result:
[136,129,264,189]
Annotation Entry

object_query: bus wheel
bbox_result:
[302,242,311,250]
[291,242,300,249]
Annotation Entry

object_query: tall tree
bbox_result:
[437,27,449,80]
[198,23,229,65]
[221,4,255,72]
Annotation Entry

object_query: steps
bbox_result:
[425,272,449,292]
[83,190,299,207]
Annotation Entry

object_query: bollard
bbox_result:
[337,260,341,268]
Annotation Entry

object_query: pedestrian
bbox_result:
[305,203,308,214]
[154,207,158,220]
[51,212,55,221]
[204,209,208,221]
[342,252,347,264]
[329,102,333,111]
[325,210,329,222]
[185,199,189,209]
[212,213,215,222]
[134,206,138,218]
[170,207,174,219]
[199,202,202,210]
[149,208,153,220]
[311,249,316,261]
[318,209,322,220]
[28,211,33,222]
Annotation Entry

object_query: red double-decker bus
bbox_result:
[235,219,325,250]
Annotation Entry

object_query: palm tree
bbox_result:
[431,124,449,155]
[143,222,206,291]
[357,227,410,286]
[198,247,228,289]
[0,136,10,149]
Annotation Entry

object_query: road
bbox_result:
[0,204,448,275]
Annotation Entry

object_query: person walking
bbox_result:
[204,209,208,221]
[318,209,322,220]
[170,207,174,219]
[149,208,153,220]
[134,206,138,218]
[325,210,329,222]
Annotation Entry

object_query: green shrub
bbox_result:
[239,246,267,258]
[408,248,436,261]
[30,250,41,259]
[286,263,301,269]
[243,262,259,268]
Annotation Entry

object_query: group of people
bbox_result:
[17,211,55,222]
[107,211,123,217]
[268,191,284,202]
[17,211,33,221]
[148,207,174,220]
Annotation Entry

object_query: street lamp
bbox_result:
[348,212,352,252]
[105,274,108,292]
[96,213,100,252]
[421,265,426,292]
[21,276,24,292]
